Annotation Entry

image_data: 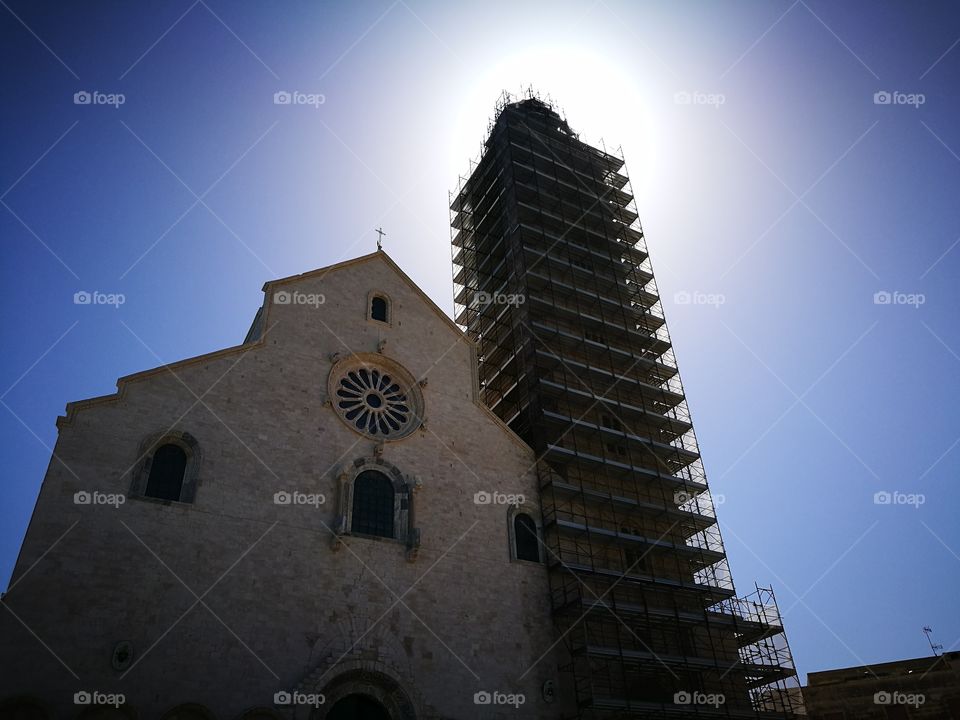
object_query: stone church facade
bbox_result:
[0,252,573,719]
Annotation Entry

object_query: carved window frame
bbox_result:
[367,289,392,326]
[129,430,202,505]
[507,502,544,564]
[333,457,420,558]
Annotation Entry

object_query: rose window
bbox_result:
[328,355,423,440]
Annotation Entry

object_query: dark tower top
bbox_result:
[453,96,660,450]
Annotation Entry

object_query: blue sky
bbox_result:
[2,0,959,684]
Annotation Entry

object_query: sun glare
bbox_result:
[451,42,659,197]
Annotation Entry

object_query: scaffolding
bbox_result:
[450,91,801,718]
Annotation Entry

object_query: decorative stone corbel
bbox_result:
[377,338,387,354]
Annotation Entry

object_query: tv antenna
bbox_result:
[923,626,943,656]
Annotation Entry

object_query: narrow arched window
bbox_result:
[370,295,389,323]
[514,513,540,562]
[352,470,395,538]
[145,444,187,501]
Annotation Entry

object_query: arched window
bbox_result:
[351,470,395,538]
[370,295,389,323]
[131,432,201,505]
[514,513,540,562]
[145,443,187,501]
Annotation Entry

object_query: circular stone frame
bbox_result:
[327,354,424,441]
